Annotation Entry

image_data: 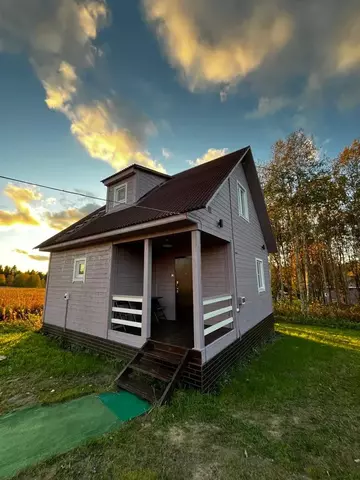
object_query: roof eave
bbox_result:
[38,213,193,252]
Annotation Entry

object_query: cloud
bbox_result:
[14,249,49,262]
[43,202,100,230]
[0,183,100,231]
[246,96,292,119]
[143,0,292,91]
[68,100,165,171]
[14,249,28,255]
[161,148,172,159]
[143,0,360,107]
[189,148,228,167]
[0,0,165,172]
[0,185,41,227]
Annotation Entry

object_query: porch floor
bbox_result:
[150,320,231,349]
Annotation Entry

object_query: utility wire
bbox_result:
[0,174,178,215]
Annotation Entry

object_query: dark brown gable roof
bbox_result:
[38,146,272,250]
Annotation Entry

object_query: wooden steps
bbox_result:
[116,340,189,405]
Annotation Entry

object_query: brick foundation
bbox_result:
[43,313,274,392]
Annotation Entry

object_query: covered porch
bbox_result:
[107,230,238,361]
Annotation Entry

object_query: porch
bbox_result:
[107,230,238,361]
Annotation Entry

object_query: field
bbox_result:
[0,287,45,322]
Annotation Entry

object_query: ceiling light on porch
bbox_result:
[162,238,173,248]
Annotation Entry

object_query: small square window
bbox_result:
[73,258,86,282]
[255,258,265,293]
[114,183,127,205]
[237,182,249,220]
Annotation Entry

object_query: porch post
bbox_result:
[142,238,152,339]
[191,230,204,350]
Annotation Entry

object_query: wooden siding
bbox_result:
[107,175,136,213]
[43,244,113,338]
[151,241,229,322]
[112,244,144,296]
[136,170,166,199]
[106,170,166,214]
[201,244,229,297]
[190,162,273,335]
[152,241,191,320]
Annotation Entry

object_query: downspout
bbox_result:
[228,178,241,339]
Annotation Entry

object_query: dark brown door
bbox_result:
[175,257,193,320]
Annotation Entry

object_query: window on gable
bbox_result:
[114,183,127,205]
[73,258,86,282]
[255,258,265,293]
[237,181,249,220]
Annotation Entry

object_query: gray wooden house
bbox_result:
[38,147,276,400]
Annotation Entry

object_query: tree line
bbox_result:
[260,131,359,313]
[0,265,47,288]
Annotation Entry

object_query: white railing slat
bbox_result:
[112,307,142,315]
[203,294,232,306]
[203,305,233,321]
[112,295,143,303]
[111,318,142,328]
[204,318,233,336]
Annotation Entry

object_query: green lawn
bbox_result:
[3,321,360,479]
[0,322,123,414]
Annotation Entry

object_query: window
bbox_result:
[114,183,127,205]
[237,181,249,220]
[73,258,86,282]
[255,258,265,292]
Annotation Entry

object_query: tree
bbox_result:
[0,274,6,286]
[26,274,42,288]
[262,131,359,310]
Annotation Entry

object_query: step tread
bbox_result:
[142,350,181,365]
[130,363,172,382]
[118,377,158,403]
[147,340,187,355]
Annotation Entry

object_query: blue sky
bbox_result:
[0,0,359,271]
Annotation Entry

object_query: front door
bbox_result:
[175,257,193,320]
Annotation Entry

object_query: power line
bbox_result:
[0,174,178,215]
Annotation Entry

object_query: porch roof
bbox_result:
[37,147,249,250]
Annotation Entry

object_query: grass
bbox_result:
[7,321,360,480]
[0,321,123,414]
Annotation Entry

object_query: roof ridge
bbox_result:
[170,146,251,179]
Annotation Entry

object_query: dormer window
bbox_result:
[114,183,127,205]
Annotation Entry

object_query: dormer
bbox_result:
[101,164,170,213]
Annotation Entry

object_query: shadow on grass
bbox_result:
[276,323,360,352]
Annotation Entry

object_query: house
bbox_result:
[37,147,277,394]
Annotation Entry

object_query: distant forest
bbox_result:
[260,130,359,311]
[0,265,47,288]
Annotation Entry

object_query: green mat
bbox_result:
[0,392,149,479]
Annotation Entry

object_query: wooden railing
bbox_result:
[111,295,143,332]
[203,294,233,336]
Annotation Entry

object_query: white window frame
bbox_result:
[114,183,127,205]
[237,181,249,221]
[73,257,86,283]
[255,258,265,293]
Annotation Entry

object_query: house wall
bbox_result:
[107,174,137,212]
[106,170,166,213]
[151,241,229,321]
[136,170,166,200]
[43,243,113,339]
[152,242,191,320]
[190,162,273,335]
[112,244,144,296]
[201,243,229,298]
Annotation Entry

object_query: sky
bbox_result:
[0,0,359,272]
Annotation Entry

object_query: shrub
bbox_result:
[274,301,360,329]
